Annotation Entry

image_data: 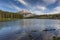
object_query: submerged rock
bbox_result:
[43,28,56,31]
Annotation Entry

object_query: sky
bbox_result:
[0,0,60,15]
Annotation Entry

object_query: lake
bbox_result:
[0,19,60,40]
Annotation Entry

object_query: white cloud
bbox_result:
[55,7,60,12]
[16,0,48,14]
[6,4,22,11]
[3,0,59,15]
[43,0,57,5]
[29,6,60,15]
[58,1,60,6]
[37,6,47,11]
[45,6,60,14]
[52,6,60,13]
[18,0,28,6]
[13,5,21,11]
[7,0,22,11]
[29,10,46,15]
[0,4,14,9]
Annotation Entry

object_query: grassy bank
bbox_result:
[0,10,23,21]
[53,37,60,40]
[0,18,17,22]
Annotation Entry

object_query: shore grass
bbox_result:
[0,18,17,22]
[53,37,60,40]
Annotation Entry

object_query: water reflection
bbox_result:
[0,19,60,40]
[23,19,60,40]
[23,19,60,31]
[0,19,24,40]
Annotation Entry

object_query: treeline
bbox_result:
[33,14,60,19]
[0,10,23,19]
[0,10,60,19]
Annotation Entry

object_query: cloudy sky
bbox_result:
[0,0,60,15]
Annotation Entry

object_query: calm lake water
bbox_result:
[0,19,60,40]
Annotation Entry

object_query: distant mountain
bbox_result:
[0,10,60,19]
[18,10,60,19]
[18,10,31,14]
[18,10,35,18]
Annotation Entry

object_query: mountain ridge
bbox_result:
[0,10,60,19]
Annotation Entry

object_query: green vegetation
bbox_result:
[53,37,60,40]
[0,10,23,21]
[0,10,60,20]
[34,14,60,19]
[25,13,60,19]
